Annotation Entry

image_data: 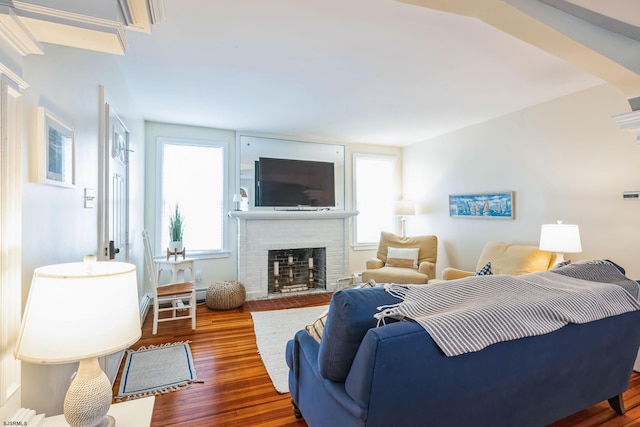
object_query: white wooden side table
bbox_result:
[41,396,155,427]
[155,257,195,284]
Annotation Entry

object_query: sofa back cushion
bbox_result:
[376,231,437,266]
[476,240,556,275]
[318,286,401,382]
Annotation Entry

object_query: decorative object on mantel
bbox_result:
[14,257,141,427]
[232,193,243,211]
[168,203,184,254]
[539,220,582,264]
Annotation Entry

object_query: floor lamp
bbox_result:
[393,200,415,237]
[539,220,583,264]
[15,258,142,427]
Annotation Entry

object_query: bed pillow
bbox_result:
[386,247,419,268]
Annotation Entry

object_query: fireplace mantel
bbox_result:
[229,210,358,220]
[231,209,358,300]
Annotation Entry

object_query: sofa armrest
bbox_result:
[365,258,384,269]
[442,267,474,280]
[418,261,435,280]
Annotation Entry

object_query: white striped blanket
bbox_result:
[374,271,640,357]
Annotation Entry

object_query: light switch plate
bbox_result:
[84,188,95,208]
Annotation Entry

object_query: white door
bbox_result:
[97,86,131,383]
[98,86,130,262]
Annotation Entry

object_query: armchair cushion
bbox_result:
[442,240,556,280]
[376,232,437,266]
[362,232,438,284]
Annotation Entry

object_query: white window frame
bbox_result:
[155,136,229,258]
[352,153,398,249]
[0,77,23,411]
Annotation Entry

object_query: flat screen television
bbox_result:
[256,157,336,207]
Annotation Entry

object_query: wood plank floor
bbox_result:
[112,293,640,427]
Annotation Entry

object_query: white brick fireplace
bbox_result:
[229,210,358,300]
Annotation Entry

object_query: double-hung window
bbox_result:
[353,154,397,247]
[156,137,228,256]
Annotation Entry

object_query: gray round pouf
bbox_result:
[206,280,246,310]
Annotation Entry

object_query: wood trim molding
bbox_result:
[612,110,640,143]
[13,1,128,54]
[119,0,165,33]
[0,6,42,56]
[0,63,28,91]
[0,77,22,408]
[228,210,359,220]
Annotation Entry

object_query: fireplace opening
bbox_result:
[268,248,326,293]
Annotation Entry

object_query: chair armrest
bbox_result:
[366,258,384,269]
[418,261,436,280]
[441,267,474,280]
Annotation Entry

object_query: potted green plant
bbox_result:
[168,203,184,252]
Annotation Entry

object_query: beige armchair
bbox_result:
[441,240,556,280]
[362,232,438,284]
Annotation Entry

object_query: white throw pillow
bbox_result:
[387,247,419,268]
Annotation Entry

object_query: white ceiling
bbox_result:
[111,0,639,145]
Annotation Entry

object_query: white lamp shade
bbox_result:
[539,223,583,254]
[393,200,415,216]
[15,261,141,364]
[232,194,243,202]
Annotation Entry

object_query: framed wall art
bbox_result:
[449,191,514,219]
[36,106,76,187]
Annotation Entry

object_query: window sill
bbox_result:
[351,243,378,251]
[156,250,231,260]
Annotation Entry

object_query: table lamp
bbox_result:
[393,200,415,237]
[539,220,583,263]
[14,257,142,427]
[232,193,243,211]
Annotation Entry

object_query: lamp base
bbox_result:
[94,415,115,427]
[64,357,114,427]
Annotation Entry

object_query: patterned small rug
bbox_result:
[116,341,202,401]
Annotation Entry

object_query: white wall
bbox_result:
[18,44,145,417]
[403,84,640,279]
[143,125,402,290]
[144,121,238,292]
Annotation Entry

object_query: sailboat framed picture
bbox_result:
[449,191,514,219]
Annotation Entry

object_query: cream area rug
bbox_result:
[116,341,202,401]
[251,305,329,393]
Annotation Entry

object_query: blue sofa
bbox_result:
[286,273,640,427]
